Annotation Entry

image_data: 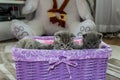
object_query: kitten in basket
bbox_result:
[81,31,103,49]
[53,31,81,50]
[15,31,80,50]
[15,31,103,50]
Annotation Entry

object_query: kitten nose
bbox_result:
[64,45,67,49]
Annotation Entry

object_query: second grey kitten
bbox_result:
[82,31,103,49]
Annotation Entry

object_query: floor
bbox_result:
[103,38,120,46]
[0,38,120,80]
[103,38,120,80]
[107,74,120,80]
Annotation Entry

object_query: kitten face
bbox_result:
[54,31,75,50]
[83,32,103,49]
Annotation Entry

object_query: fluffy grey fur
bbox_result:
[15,31,76,50]
[82,31,103,49]
[15,31,81,50]
[53,31,76,50]
[15,38,53,49]
[15,31,102,50]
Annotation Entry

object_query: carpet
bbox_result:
[0,41,16,80]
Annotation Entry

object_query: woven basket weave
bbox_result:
[12,37,112,80]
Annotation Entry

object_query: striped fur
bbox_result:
[54,31,75,50]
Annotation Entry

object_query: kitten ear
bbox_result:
[71,33,75,38]
[70,33,75,40]
[97,33,103,39]
[55,35,60,40]
[54,32,61,41]
[54,32,60,37]
[82,34,87,38]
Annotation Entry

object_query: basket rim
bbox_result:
[12,47,112,62]
[12,36,112,62]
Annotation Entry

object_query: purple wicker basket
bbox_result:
[12,37,112,80]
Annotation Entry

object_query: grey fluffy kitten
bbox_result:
[53,31,76,50]
[15,38,53,49]
[81,32,103,49]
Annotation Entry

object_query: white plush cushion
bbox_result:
[0,21,14,41]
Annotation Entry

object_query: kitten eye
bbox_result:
[60,44,64,46]
[93,42,96,45]
[87,42,90,45]
[66,44,70,46]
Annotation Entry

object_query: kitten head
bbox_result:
[54,31,75,50]
[82,31,103,49]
